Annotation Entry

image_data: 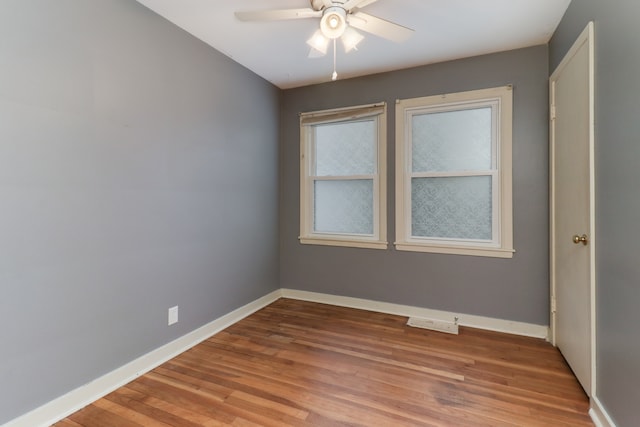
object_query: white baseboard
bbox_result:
[3,290,282,427]
[281,289,549,339]
[590,396,617,427]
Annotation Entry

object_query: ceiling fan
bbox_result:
[235,0,414,80]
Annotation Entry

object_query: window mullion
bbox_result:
[410,170,497,179]
[311,175,376,181]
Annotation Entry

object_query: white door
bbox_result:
[550,22,595,395]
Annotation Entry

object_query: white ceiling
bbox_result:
[134,0,571,89]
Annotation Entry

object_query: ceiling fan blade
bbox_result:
[348,11,414,43]
[341,0,379,12]
[235,8,321,22]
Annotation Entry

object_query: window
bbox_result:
[395,86,513,258]
[300,103,387,249]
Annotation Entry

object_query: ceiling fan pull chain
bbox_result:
[332,38,338,81]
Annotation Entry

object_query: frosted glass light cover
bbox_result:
[412,107,492,172]
[314,179,373,234]
[411,176,492,240]
[315,120,375,176]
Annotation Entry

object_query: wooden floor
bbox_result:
[56,299,593,426]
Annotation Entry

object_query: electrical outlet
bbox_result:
[168,306,178,326]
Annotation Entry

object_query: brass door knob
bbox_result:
[572,234,588,245]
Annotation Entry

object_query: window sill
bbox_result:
[394,242,514,258]
[299,236,388,250]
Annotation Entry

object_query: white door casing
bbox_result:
[549,22,595,396]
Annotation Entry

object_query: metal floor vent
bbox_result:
[407,317,459,335]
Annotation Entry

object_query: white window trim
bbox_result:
[395,86,514,258]
[299,102,388,250]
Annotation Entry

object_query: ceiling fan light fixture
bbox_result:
[341,27,364,53]
[306,29,329,56]
[320,6,347,39]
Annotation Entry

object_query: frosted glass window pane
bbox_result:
[412,107,492,172]
[315,119,375,176]
[314,180,373,234]
[411,176,492,240]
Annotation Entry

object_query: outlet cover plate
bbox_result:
[168,306,178,326]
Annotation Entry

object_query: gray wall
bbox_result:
[0,0,279,423]
[280,46,550,325]
[550,2,640,426]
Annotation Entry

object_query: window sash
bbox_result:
[407,172,499,245]
[395,86,513,258]
[309,117,379,238]
[410,105,495,173]
[311,177,376,237]
[300,103,387,249]
[311,118,377,177]
[405,100,500,245]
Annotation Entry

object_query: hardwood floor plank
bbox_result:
[53,419,83,427]
[111,387,228,427]
[125,377,237,423]
[68,405,146,427]
[91,397,176,427]
[293,338,465,380]
[56,298,592,426]
[227,391,309,420]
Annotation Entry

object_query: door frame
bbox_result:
[549,21,596,396]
